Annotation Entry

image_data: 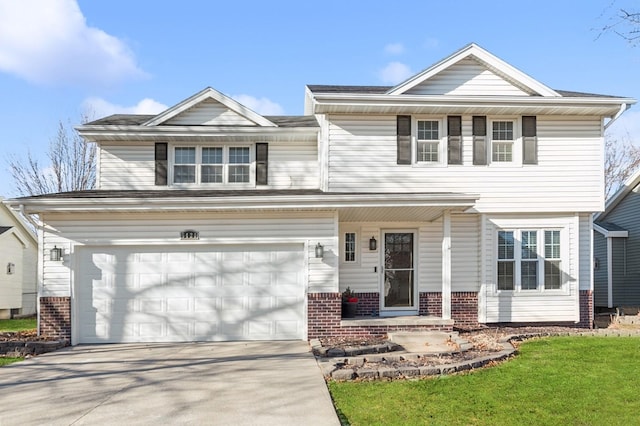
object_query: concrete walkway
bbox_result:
[0,341,340,426]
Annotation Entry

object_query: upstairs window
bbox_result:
[491,121,514,162]
[174,147,196,183]
[172,145,252,185]
[416,120,440,163]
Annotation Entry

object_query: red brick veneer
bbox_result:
[39,297,71,341]
[451,292,479,327]
[579,290,594,329]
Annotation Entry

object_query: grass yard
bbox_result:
[329,336,640,426]
[0,317,36,332]
[0,357,23,367]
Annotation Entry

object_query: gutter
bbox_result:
[604,103,630,130]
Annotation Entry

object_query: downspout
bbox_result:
[604,103,630,131]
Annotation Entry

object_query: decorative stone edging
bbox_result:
[318,330,640,381]
[0,340,69,357]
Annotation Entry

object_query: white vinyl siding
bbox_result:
[98,139,320,190]
[39,211,338,298]
[165,98,257,126]
[327,115,603,212]
[404,57,531,96]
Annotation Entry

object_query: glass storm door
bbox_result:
[382,232,416,312]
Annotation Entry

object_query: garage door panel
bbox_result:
[77,244,305,343]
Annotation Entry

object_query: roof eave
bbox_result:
[10,193,480,214]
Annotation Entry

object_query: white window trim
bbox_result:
[488,117,522,167]
[494,227,567,294]
[169,144,255,187]
[412,116,446,167]
[340,227,360,265]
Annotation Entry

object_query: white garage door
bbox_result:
[76,244,305,343]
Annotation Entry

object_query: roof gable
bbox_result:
[0,199,36,244]
[143,87,277,127]
[387,43,560,98]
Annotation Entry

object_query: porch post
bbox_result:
[442,210,452,319]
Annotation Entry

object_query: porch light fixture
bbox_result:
[6,263,15,275]
[50,246,63,262]
[369,236,377,251]
[315,243,324,258]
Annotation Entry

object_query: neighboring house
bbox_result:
[8,43,636,344]
[0,198,37,319]
[594,170,640,309]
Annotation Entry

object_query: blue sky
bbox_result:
[0,0,639,196]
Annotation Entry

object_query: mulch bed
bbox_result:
[0,330,54,342]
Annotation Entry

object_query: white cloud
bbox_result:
[232,94,285,115]
[83,97,168,118]
[384,43,405,55]
[606,109,640,146]
[378,62,413,85]
[0,0,146,86]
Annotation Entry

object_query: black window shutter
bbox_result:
[472,116,487,165]
[155,143,168,185]
[447,116,462,165]
[522,116,537,165]
[397,115,411,165]
[256,143,268,185]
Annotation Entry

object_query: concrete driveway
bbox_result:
[0,341,340,426]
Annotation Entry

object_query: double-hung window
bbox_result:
[491,120,514,162]
[172,145,251,185]
[496,229,563,292]
[416,120,440,163]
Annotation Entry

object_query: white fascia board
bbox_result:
[142,87,277,127]
[593,223,628,238]
[387,43,560,97]
[13,193,479,214]
[0,199,37,243]
[76,125,318,142]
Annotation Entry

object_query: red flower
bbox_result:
[347,297,359,303]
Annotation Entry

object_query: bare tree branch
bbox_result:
[8,117,96,196]
[597,3,640,45]
[605,134,640,199]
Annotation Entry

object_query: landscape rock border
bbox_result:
[316,329,640,381]
[0,340,69,357]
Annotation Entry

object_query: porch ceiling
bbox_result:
[338,205,470,222]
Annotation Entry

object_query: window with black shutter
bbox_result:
[522,116,537,165]
[397,115,411,165]
[256,143,268,185]
[447,116,462,165]
[155,142,168,185]
[472,116,487,165]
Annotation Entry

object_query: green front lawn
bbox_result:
[0,357,23,367]
[0,318,36,332]
[329,337,640,425]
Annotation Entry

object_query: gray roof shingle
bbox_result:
[0,226,12,235]
[85,115,318,127]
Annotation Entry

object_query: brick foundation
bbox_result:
[39,297,71,341]
[579,290,594,329]
[354,292,379,316]
[451,292,479,327]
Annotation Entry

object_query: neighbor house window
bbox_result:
[416,120,440,162]
[344,232,356,262]
[172,146,252,185]
[492,121,514,162]
[496,229,563,292]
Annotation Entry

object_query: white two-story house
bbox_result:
[11,44,635,344]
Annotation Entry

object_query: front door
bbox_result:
[381,232,417,315]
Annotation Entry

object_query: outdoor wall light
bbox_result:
[369,236,377,251]
[50,246,63,262]
[6,263,15,275]
[315,243,324,258]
